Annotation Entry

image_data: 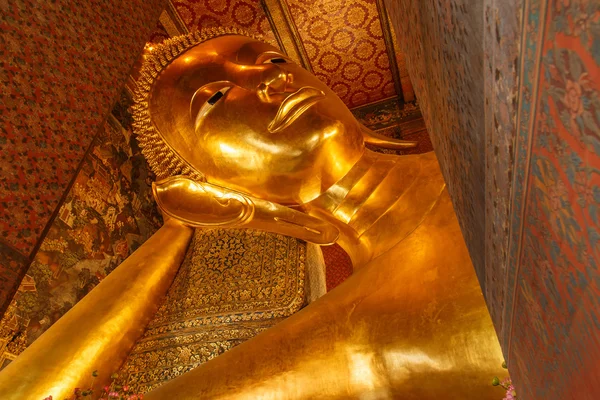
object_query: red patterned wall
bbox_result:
[0,0,166,314]
[505,0,600,398]
[321,244,352,291]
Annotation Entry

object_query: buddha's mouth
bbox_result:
[268,87,325,133]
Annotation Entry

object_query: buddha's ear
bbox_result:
[153,175,339,245]
[360,124,418,150]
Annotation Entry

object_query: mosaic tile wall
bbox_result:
[0,0,166,314]
[505,0,600,398]
[115,228,305,393]
[0,112,163,368]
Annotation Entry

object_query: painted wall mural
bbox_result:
[505,0,600,398]
[0,111,162,368]
[482,0,522,338]
[352,99,433,155]
[386,0,600,398]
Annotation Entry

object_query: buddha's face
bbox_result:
[149,35,364,204]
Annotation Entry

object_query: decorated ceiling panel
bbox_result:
[286,0,396,107]
[173,0,277,44]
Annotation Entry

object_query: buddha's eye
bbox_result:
[194,86,231,130]
[263,57,288,64]
[207,90,224,105]
[207,87,230,105]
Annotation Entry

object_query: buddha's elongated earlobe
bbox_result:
[360,124,418,150]
[153,176,340,245]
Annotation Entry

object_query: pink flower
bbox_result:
[103,385,111,392]
[109,392,119,398]
[503,384,517,400]
[123,385,129,391]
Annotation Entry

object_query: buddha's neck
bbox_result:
[304,149,446,267]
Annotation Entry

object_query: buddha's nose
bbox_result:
[257,65,292,96]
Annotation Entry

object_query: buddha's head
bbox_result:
[134,28,365,205]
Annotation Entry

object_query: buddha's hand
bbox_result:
[153,175,339,245]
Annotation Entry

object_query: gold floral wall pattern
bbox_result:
[116,228,306,393]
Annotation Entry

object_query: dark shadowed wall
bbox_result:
[384,0,487,287]
[0,0,166,315]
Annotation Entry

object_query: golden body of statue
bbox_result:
[0,29,505,399]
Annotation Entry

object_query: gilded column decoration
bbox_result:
[261,0,313,71]
[116,229,306,393]
[160,1,189,36]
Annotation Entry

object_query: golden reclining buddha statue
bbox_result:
[0,28,505,399]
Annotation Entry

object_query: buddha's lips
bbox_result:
[268,87,325,133]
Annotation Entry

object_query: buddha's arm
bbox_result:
[153,175,339,245]
[361,125,418,149]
